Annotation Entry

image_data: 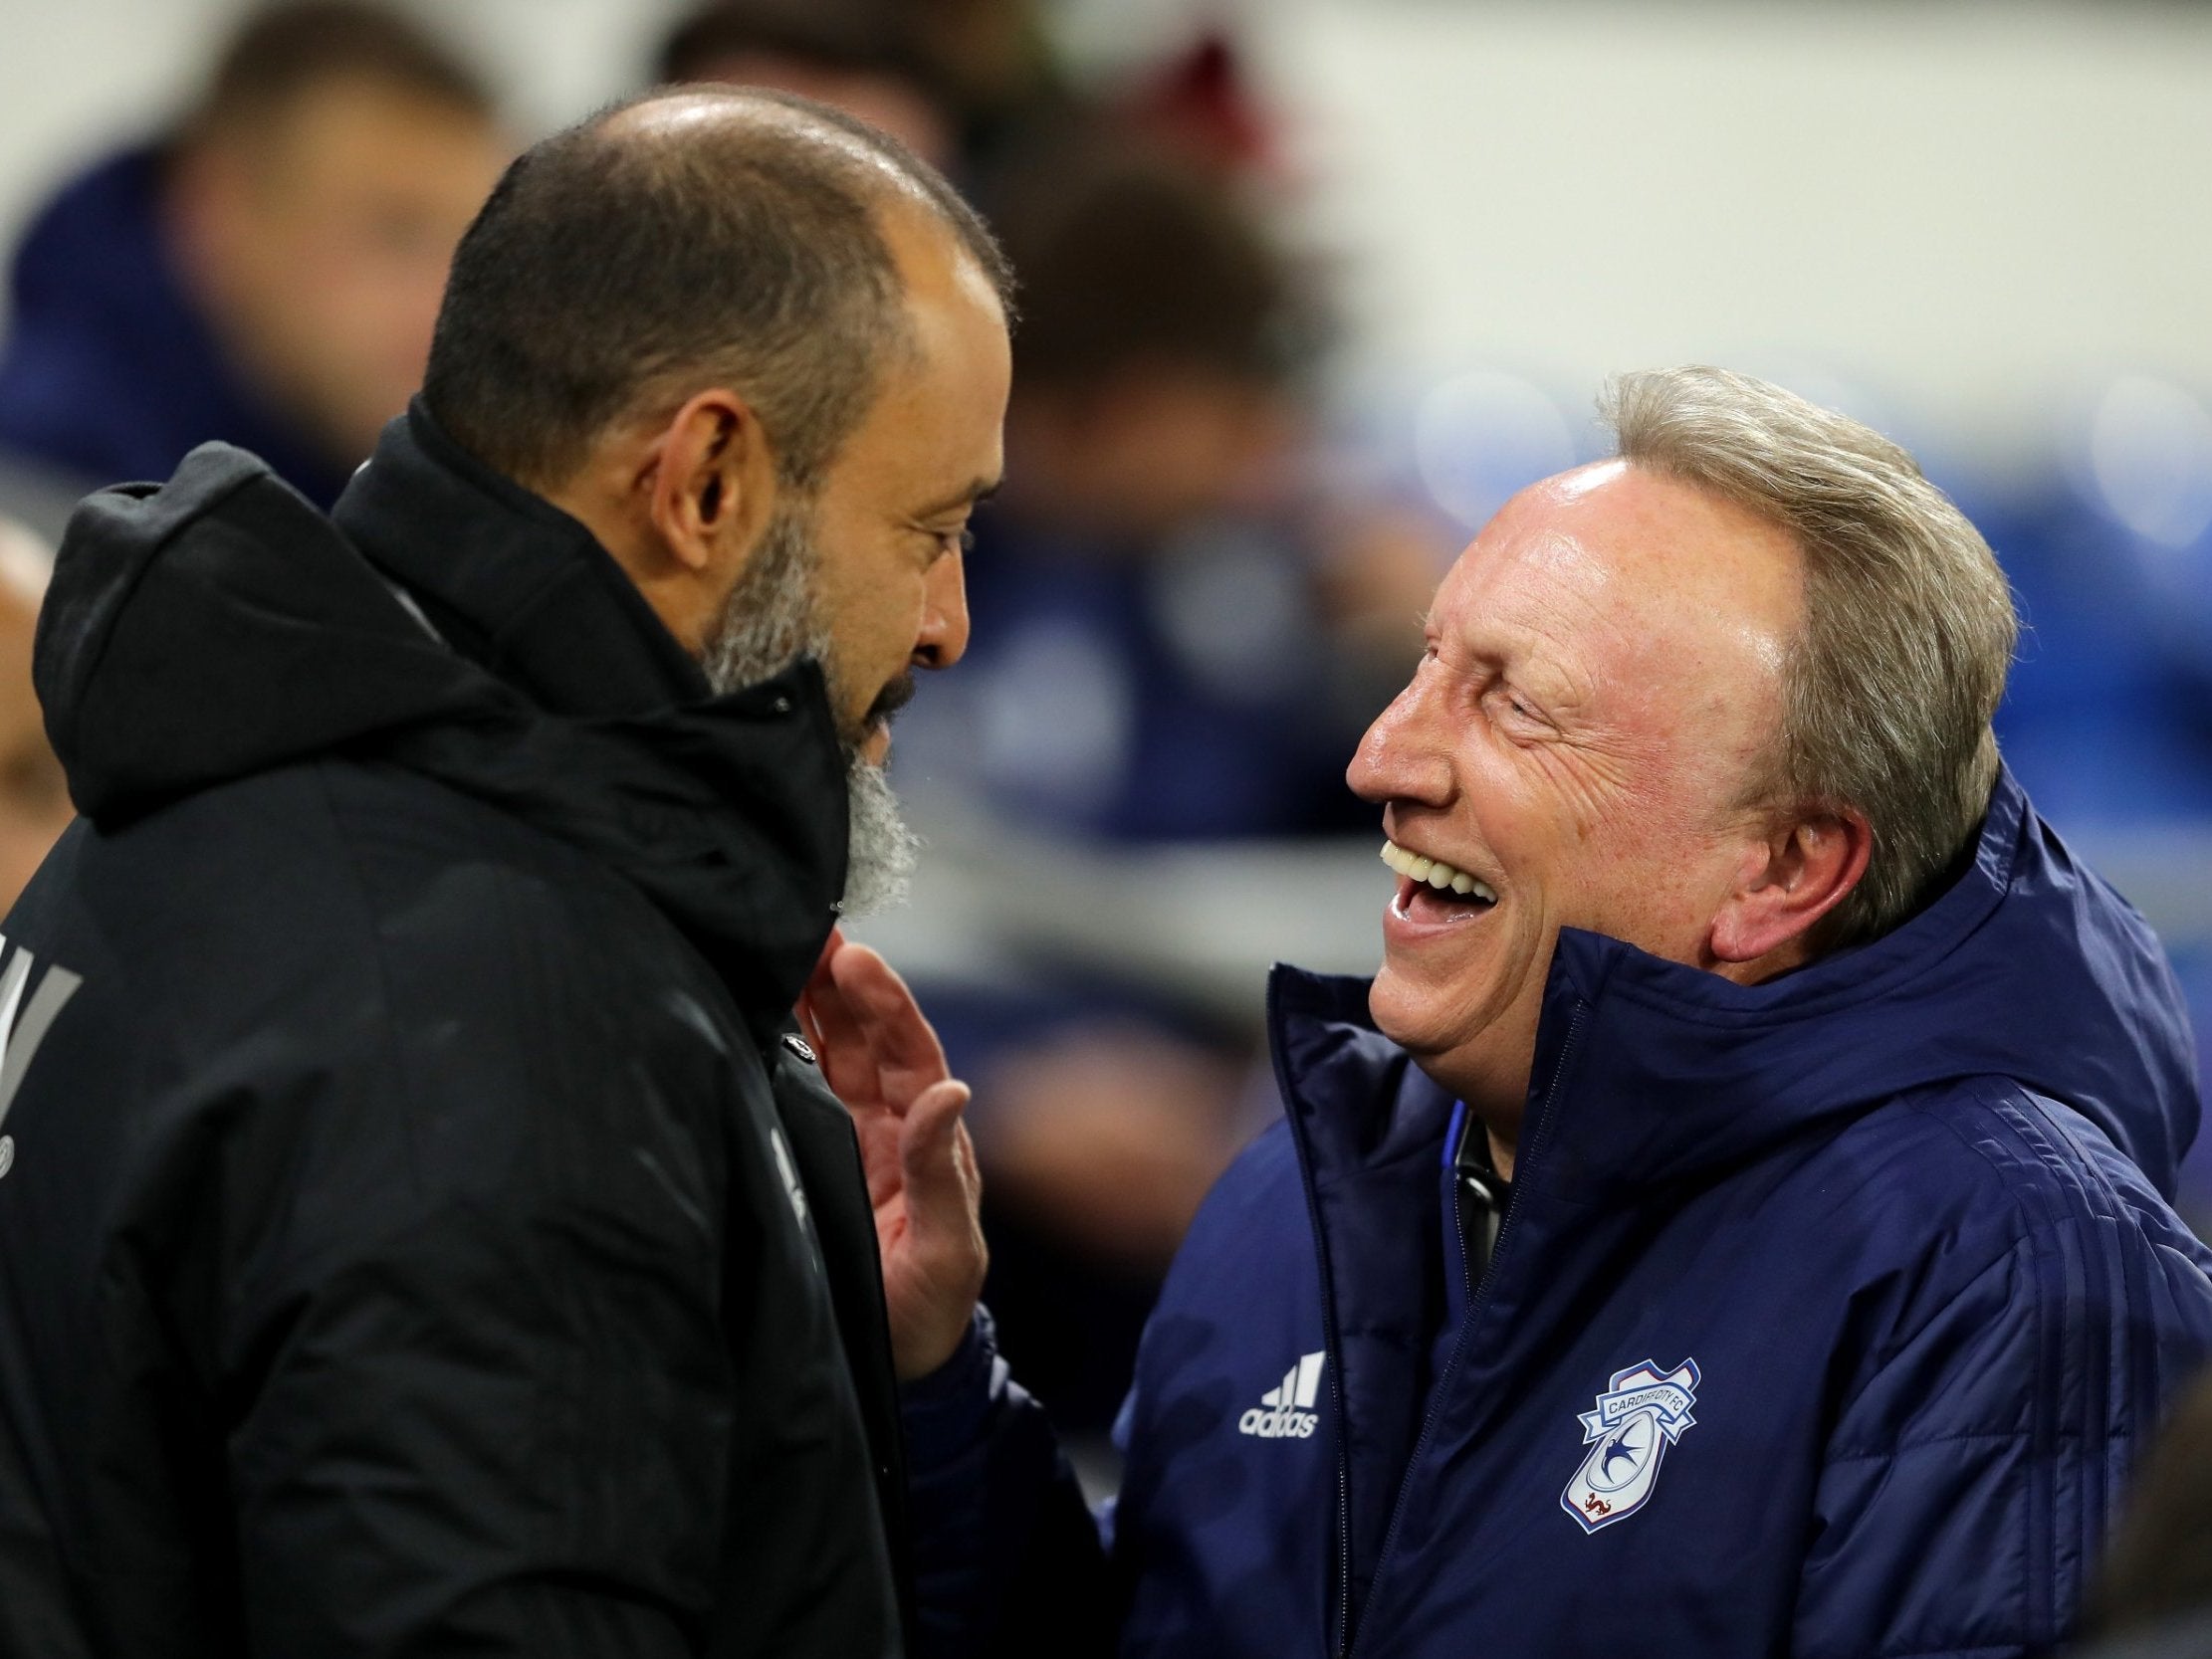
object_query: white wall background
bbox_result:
[3,0,2211,465]
[1251,1,2212,471]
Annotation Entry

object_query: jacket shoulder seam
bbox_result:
[1895,1077,2112,1239]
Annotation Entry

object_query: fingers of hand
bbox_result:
[899,1079,974,1197]
[800,927,845,1040]
[953,1120,983,1207]
[893,1084,988,1309]
[801,953,872,1102]
[830,945,951,1085]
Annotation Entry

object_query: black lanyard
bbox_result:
[1449,1103,1514,1286]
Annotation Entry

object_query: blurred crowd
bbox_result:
[3,3,2212,1646]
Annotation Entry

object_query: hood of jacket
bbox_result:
[34,405,850,1038]
[1277,764,2201,1201]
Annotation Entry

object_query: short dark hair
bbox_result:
[190,1,492,137]
[657,0,928,88]
[422,88,1010,492]
[995,137,1315,392]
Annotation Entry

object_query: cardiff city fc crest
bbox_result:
[1561,1357,1700,1533]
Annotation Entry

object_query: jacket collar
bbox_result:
[1272,765,2198,1205]
[41,427,848,1048]
[333,402,710,719]
[330,407,850,1043]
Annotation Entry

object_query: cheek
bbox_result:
[860,558,928,644]
[1567,822,1743,956]
[825,552,925,669]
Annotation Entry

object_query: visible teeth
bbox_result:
[1381,839,1496,904]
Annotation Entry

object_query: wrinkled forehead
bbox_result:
[1437,460,1803,722]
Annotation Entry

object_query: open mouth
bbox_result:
[1381,839,1498,924]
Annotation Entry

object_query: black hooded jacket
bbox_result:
[0,409,912,1657]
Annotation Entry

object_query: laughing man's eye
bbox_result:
[1487,684,1544,728]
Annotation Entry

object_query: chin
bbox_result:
[1373,951,1527,1071]
[1367,963,1452,1058]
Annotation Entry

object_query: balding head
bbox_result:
[422,86,1009,492]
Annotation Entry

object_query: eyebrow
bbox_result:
[913,477,1001,519]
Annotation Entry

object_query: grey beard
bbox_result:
[700,508,920,917]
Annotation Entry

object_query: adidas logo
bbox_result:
[1239,1350,1324,1439]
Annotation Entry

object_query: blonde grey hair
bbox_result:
[1601,366,2017,948]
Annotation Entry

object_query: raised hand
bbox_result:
[797,931,987,1380]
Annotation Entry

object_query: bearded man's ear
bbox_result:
[1709,807,1873,969]
[646,388,779,578]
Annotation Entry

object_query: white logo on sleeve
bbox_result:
[0,935,83,1182]
[1562,1357,1700,1532]
[1239,1350,1325,1439]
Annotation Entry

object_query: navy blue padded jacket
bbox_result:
[903,769,2212,1658]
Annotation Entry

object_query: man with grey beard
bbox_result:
[0,87,1008,1659]
[704,500,924,915]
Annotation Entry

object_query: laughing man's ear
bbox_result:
[644,387,779,579]
[1709,807,1873,973]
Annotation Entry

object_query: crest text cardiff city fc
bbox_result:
[1562,1358,1700,1533]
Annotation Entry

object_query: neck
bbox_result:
[1415,1006,1538,1181]
[1421,1061,1529,1182]
[1486,1125,1518,1183]
[536,481,708,658]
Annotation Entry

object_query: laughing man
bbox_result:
[809,366,2212,1658]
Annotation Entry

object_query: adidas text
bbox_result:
[1239,1350,1324,1440]
[1238,1403,1319,1438]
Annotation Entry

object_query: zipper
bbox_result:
[1328,1351,1353,1659]
[1342,1000,1591,1659]
[1266,976,1359,1659]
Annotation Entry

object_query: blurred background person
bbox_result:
[915,134,1353,843]
[656,0,960,172]
[0,1,504,526]
[655,0,1097,201]
[904,0,1071,182]
[2075,1365,2212,1656]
